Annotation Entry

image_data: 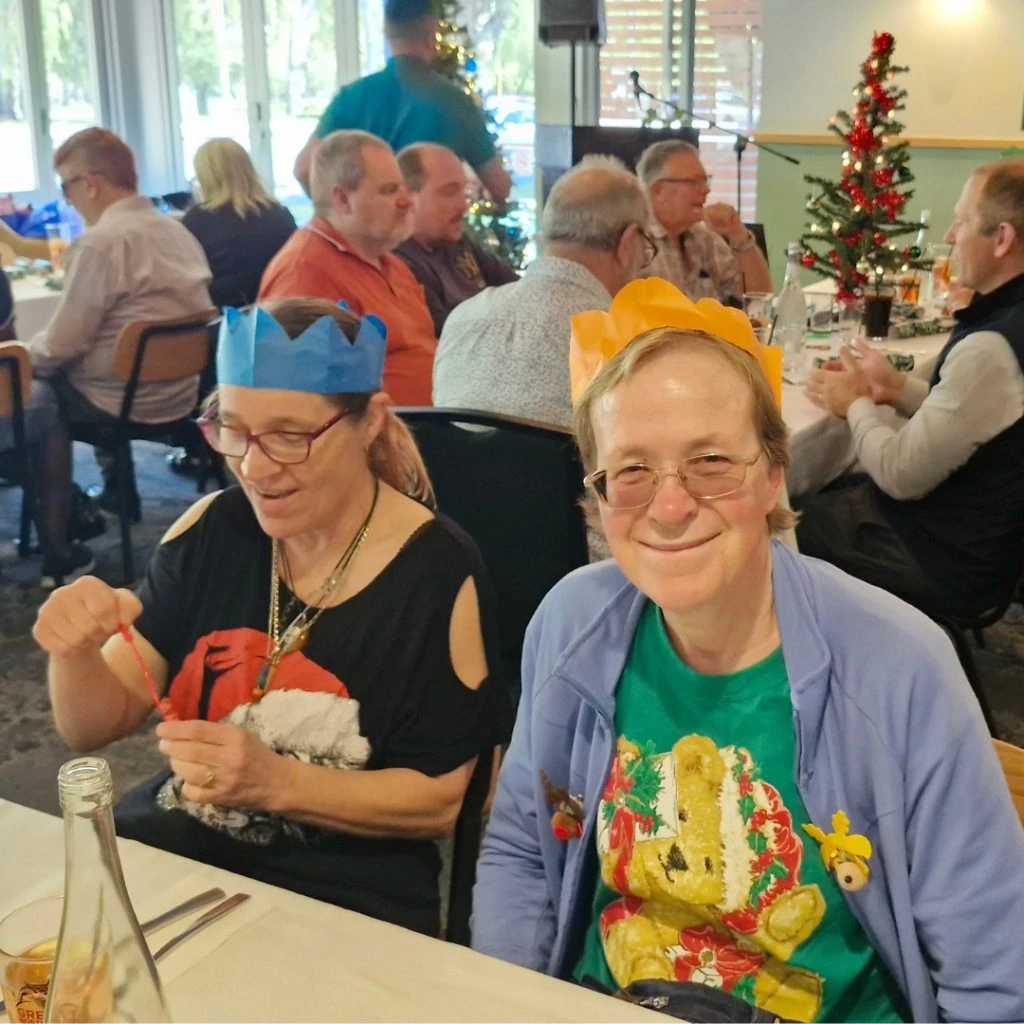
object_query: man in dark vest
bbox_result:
[796,157,1024,616]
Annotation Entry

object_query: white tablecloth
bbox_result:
[784,332,949,497]
[10,276,61,339]
[0,800,666,1023]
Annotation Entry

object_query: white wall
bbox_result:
[761,0,1024,139]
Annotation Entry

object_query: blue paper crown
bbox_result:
[217,302,387,394]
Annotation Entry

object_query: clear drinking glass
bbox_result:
[0,897,63,1023]
[44,224,70,271]
[832,296,863,347]
[743,291,773,345]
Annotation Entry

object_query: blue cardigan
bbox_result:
[473,541,1024,1022]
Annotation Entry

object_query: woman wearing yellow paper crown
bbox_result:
[34,296,510,936]
[474,278,1024,1022]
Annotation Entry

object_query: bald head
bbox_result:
[541,156,650,251]
[398,143,469,247]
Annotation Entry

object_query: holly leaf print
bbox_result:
[739,793,756,822]
[747,829,768,855]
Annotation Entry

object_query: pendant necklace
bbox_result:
[251,478,380,702]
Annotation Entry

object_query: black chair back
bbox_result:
[396,407,589,945]
[397,408,589,689]
[744,222,769,261]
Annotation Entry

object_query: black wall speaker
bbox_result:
[538,0,605,45]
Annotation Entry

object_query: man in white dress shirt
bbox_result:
[20,128,211,585]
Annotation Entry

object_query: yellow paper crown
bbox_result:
[569,277,782,406]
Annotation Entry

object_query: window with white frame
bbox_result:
[171,0,250,184]
[599,0,763,220]
[1,0,100,198]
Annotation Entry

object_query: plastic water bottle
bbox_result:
[775,242,808,378]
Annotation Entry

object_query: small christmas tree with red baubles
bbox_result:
[800,32,929,300]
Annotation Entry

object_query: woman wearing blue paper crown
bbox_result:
[472,279,1024,1022]
[34,296,510,935]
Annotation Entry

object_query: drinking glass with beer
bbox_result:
[45,224,71,272]
[0,897,62,1023]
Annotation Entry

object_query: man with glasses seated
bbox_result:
[395,143,518,335]
[433,155,653,429]
[637,140,772,304]
[23,127,212,585]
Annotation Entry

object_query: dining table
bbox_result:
[9,275,61,340]
[0,799,667,1023]
[784,282,953,498]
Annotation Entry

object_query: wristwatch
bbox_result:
[729,230,757,254]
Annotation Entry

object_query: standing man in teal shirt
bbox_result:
[294,0,511,204]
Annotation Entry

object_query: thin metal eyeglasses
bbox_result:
[656,174,713,190]
[197,408,349,465]
[616,226,658,268]
[59,174,85,196]
[637,227,659,268]
[585,452,763,509]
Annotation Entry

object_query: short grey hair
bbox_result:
[541,155,650,252]
[311,130,391,215]
[636,139,700,188]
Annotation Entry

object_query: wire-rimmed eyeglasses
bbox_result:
[585,452,762,509]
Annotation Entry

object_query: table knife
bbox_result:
[0,886,228,1016]
[140,886,225,935]
[152,892,251,962]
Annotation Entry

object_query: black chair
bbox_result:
[72,309,224,583]
[931,600,1012,739]
[0,343,55,574]
[396,408,590,944]
[744,222,769,261]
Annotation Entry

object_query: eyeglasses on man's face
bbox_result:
[657,174,713,190]
[637,227,659,268]
[620,226,658,268]
[197,408,350,465]
[585,452,763,509]
[59,174,85,197]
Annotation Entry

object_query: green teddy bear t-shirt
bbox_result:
[573,601,909,1023]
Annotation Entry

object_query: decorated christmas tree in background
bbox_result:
[431,0,529,269]
[800,32,930,301]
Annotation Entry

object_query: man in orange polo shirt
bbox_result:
[259,129,436,405]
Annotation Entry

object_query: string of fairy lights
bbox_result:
[432,0,529,269]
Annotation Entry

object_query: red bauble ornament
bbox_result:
[874,231,887,245]
[801,253,815,268]
[872,31,895,56]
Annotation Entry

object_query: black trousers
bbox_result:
[48,374,137,496]
[795,475,963,615]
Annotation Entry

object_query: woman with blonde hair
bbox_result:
[182,138,295,308]
[473,279,1024,1022]
[34,296,509,936]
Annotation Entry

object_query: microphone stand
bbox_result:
[630,71,800,219]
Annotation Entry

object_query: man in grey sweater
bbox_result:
[797,158,1024,616]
